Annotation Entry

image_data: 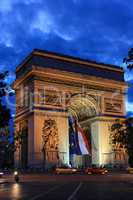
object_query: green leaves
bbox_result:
[111,118,133,166]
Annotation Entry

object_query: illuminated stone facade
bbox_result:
[13,49,127,169]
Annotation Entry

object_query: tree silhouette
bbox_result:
[0,71,12,168]
[123,48,133,70]
[111,118,133,167]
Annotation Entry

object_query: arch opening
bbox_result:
[68,95,97,168]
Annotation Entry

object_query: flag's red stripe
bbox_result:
[77,126,91,155]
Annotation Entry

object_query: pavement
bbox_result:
[1,172,133,199]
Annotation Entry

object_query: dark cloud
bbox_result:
[0,0,133,111]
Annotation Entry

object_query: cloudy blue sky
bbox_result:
[0,0,133,114]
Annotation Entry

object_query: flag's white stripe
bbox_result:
[77,125,91,155]
[78,131,89,155]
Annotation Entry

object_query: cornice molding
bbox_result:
[33,51,123,72]
[16,49,124,73]
[81,115,126,124]
[13,66,127,92]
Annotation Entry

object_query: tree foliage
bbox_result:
[123,48,133,70]
[0,71,12,168]
[0,71,11,128]
[111,118,133,166]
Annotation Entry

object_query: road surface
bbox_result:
[1,173,133,199]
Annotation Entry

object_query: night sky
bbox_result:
[0,0,133,115]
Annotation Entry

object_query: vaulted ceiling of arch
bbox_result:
[68,97,97,122]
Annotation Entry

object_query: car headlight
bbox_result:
[14,171,18,175]
[72,169,76,172]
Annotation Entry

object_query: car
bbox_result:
[127,167,133,174]
[55,167,78,174]
[85,167,108,175]
[0,172,4,178]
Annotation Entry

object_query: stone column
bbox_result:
[91,117,112,166]
[56,114,69,166]
[91,120,101,166]
[27,114,35,167]
[14,122,21,168]
[31,111,69,168]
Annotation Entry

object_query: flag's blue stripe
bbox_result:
[69,117,82,155]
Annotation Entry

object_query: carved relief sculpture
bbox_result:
[42,119,59,167]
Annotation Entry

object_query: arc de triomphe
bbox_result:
[13,49,127,169]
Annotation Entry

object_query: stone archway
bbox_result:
[13,49,127,170]
[68,94,97,121]
[67,94,98,168]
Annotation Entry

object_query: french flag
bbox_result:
[69,117,81,155]
[75,122,91,156]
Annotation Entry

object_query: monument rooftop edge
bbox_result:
[15,48,124,82]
